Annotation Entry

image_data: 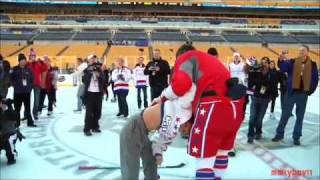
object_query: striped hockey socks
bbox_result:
[196,168,215,180]
[213,155,229,179]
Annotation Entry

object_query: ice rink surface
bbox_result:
[1,82,319,180]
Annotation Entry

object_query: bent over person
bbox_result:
[120,86,195,180]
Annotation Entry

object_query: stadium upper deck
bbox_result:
[1,1,319,19]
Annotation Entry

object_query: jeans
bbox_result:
[280,92,286,111]
[247,96,269,138]
[275,91,308,140]
[117,92,129,116]
[76,84,85,110]
[137,87,148,108]
[32,87,41,118]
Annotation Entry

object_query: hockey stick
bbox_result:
[79,162,186,170]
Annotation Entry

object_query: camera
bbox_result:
[249,63,262,72]
[88,62,102,72]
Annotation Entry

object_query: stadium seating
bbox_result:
[151,32,187,41]
[8,14,47,22]
[0,15,10,21]
[189,35,225,42]
[105,46,149,68]
[0,32,35,41]
[291,33,320,44]
[73,32,111,41]
[34,31,74,41]
[113,32,147,41]
[0,44,23,57]
[258,32,298,44]
[192,43,235,64]
[19,45,66,57]
[223,32,262,43]
[232,45,278,61]
[62,44,107,58]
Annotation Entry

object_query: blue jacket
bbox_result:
[11,66,33,94]
[279,59,318,96]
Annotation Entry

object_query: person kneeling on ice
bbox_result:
[0,98,25,165]
[120,86,196,180]
[153,44,246,180]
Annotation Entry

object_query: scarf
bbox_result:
[292,56,312,92]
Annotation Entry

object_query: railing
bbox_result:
[1,23,318,33]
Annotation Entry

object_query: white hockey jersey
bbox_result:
[150,85,196,156]
[229,62,247,86]
[111,66,132,93]
[133,64,148,88]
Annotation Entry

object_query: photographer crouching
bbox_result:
[0,97,25,165]
[82,55,106,136]
[246,56,277,144]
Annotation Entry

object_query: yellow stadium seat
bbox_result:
[62,44,107,59]
[0,44,23,58]
[233,45,279,61]
[194,43,234,64]
[105,46,149,68]
[19,44,66,57]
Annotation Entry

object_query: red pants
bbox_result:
[188,96,244,158]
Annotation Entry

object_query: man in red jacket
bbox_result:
[26,48,48,120]
[154,44,245,180]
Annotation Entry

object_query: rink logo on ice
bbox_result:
[271,169,312,178]
[23,121,118,179]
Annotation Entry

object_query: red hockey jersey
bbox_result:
[162,50,230,112]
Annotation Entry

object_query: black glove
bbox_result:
[226,77,239,88]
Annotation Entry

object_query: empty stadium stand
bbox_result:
[194,43,235,63]
[151,32,187,41]
[0,44,22,57]
[0,31,36,41]
[113,32,147,41]
[258,32,298,44]
[105,46,149,68]
[34,31,74,41]
[223,31,263,43]
[290,32,320,44]
[189,35,225,42]
[19,45,65,56]
[62,44,107,58]
[232,45,278,60]
[73,32,111,41]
